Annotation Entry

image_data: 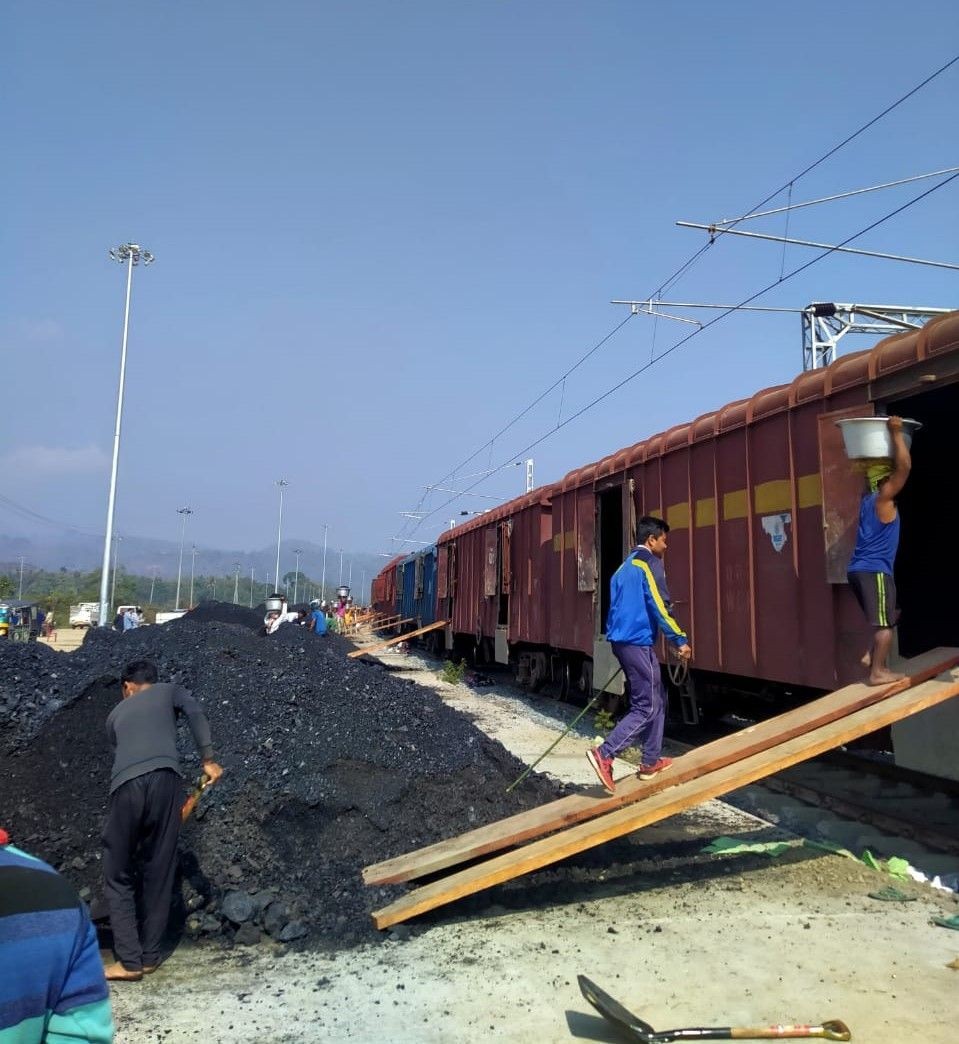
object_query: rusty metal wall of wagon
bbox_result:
[371,555,404,615]
[552,310,959,692]
[506,499,553,646]
[546,482,597,658]
[437,488,557,648]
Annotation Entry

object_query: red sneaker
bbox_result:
[638,756,673,781]
[586,748,615,794]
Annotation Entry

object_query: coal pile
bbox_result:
[182,599,264,631]
[0,606,560,951]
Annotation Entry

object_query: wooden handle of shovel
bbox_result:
[181,774,212,823]
[729,1022,850,1041]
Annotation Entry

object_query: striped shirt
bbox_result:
[0,842,114,1043]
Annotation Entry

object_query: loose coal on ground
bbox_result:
[0,603,561,951]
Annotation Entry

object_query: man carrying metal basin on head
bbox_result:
[843,415,914,686]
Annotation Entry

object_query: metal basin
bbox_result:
[836,417,921,459]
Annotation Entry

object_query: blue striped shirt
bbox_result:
[0,843,114,1043]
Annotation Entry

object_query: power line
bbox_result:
[389,52,959,544]
[0,492,103,536]
[407,170,958,532]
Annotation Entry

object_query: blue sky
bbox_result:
[2,1,957,564]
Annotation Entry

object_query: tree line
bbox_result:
[0,564,338,623]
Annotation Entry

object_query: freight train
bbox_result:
[372,311,959,775]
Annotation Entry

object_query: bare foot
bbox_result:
[867,670,904,686]
[103,962,143,982]
[861,650,872,668]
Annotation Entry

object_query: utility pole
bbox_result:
[149,568,158,604]
[99,242,153,625]
[249,565,255,608]
[339,548,344,585]
[233,562,240,604]
[321,523,329,601]
[292,549,302,603]
[17,556,25,599]
[175,507,193,610]
[525,458,534,493]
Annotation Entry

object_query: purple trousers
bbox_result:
[599,643,665,764]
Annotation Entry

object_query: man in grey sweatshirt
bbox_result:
[101,660,223,982]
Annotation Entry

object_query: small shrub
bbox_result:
[593,708,615,735]
[441,658,467,685]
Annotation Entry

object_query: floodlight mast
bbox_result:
[99,243,154,625]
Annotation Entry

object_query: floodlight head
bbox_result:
[109,243,154,266]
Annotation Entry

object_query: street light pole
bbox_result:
[175,507,193,610]
[274,479,289,593]
[292,549,302,603]
[189,545,197,608]
[321,523,329,600]
[233,562,240,604]
[99,243,154,625]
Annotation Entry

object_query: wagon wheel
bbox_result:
[578,660,593,698]
[558,658,575,703]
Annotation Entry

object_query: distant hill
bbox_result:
[0,531,388,600]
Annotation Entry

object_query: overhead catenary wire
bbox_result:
[406,170,959,532]
[713,166,959,226]
[389,53,959,544]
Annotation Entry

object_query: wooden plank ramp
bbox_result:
[367,652,959,929]
[348,619,448,659]
[364,648,959,887]
[366,616,417,633]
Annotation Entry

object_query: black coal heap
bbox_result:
[0,603,559,950]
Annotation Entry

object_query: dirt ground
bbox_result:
[103,643,959,1044]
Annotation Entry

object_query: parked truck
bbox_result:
[69,602,101,628]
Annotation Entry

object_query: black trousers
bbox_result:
[102,768,182,970]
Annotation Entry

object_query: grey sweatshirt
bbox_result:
[106,682,214,794]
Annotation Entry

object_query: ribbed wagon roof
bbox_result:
[556,310,959,490]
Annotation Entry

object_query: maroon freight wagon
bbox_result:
[370,554,404,617]
[434,486,559,688]
[425,311,959,724]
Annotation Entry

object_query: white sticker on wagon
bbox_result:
[761,512,791,552]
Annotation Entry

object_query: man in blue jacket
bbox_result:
[587,516,691,794]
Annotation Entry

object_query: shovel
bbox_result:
[180,773,213,823]
[578,976,851,1042]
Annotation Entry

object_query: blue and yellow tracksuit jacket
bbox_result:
[605,546,688,647]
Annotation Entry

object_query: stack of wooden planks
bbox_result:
[363,648,959,929]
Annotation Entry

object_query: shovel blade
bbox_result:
[578,975,656,1042]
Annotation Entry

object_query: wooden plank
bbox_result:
[371,668,959,928]
[363,648,959,885]
[348,619,448,658]
[367,617,416,632]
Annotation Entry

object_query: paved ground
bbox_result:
[106,643,959,1043]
